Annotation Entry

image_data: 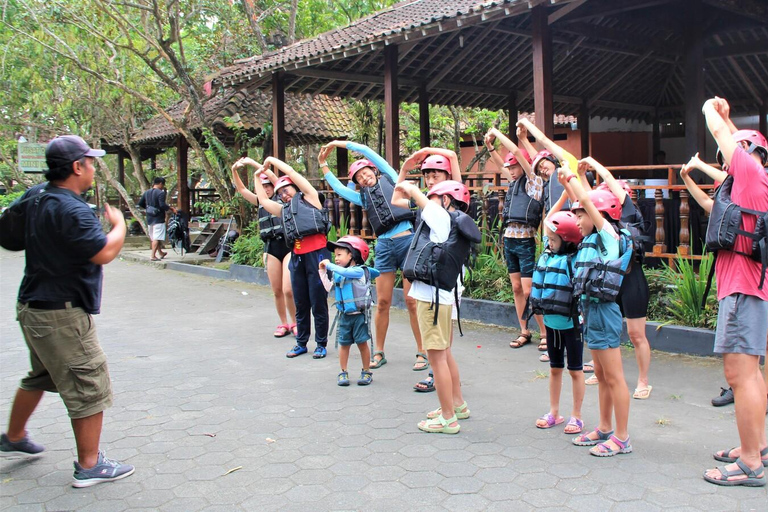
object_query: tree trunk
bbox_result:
[126,145,150,192]
[304,144,320,179]
[95,158,147,235]
[240,0,268,51]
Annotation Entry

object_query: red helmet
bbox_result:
[274,176,295,194]
[349,159,375,182]
[717,129,768,166]
[259,173,271,185]
[427,180,470,211]
[531,150,558,174]
[597,179,632,196]
[503,148,532,168]
[421,154,452,174]
[572,189,622,221]
[327,235,370,264]
[545,211,583,244]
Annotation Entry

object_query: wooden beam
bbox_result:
[272,71,286,161]
[713,35,764,105]
[419,83,430,148]
[531,5,554,139]
[705,41,768,60]
[177,136,189,213]
[684,0,705,163]
[548,0,588,24]
[426,25,497,90]
[384,45,400,168]
[580,99,590,158]
[588,50,654,107]
[560,22,679,59]
[702,0,768,23]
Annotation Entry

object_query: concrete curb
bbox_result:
[143,260,718,358]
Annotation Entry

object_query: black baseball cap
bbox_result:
[46,135,106,168]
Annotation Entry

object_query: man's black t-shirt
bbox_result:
[17,184,108,314]
[138,188,170,225]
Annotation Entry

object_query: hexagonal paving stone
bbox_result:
[399,470,445,489]
[514,471,559,490]
[256,462,299,478]
[566,493,617,510]
[435,461,480,478]
[434,449,474,463]
[125,490,174,508]
[290,468,334,485]
[438,476,485,495]
[15,486,65,504]
[442,493,490,512]
[326,474,371,492]
[282,484,331,503]
[475,467,519,484]
[479,482,525,501]
[521,488,569,508]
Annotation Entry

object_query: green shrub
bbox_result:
[230,222,264,267]
[660,252,718,329]
[0,190,24,208]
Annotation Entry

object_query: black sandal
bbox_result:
[413,372,435,392]
[510,333,532,349]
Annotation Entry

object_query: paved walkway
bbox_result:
[1,250,766,511]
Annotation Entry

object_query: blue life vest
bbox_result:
[332,267,374,314]
[530,250,577,318]
[573,229,633,303]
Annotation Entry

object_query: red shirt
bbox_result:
[293,233,327,255]
[714,147,768,301]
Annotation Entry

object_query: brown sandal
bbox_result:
[510,333,532,348]
[538,337,548,352]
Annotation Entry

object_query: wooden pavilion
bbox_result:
[214,0,768,261]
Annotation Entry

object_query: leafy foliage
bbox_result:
[230,222,265,267]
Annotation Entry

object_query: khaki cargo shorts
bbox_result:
[16,302,113,419]
[417,300,453,351]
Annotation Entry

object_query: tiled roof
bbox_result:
[131,89,351,147]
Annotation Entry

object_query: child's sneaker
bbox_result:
[338,371,350,386]
[0,432,45,459]
[72,450,135,488]
[313,346,327,359]
[286,345,308,358]
[358,370,373,386]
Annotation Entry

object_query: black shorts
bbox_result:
[545,325,583,371]
[617,262,649,319]
[265,237,291,262]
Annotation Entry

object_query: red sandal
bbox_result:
[273,325,290,338]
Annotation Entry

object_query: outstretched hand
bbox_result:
[319,258,330,271]
[318,145,333,167]
[516,123,528,141]
[484,130,496,150]
[103,203,126,228]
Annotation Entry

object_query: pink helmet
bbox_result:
[327,235,370,264]
[420,154,452,174]
[545,211,583,244]
[503,148,532,168]
[259,173,272,185]
[716,129,768,166]
[531,150,558,174]
[349,159,375,182]
[274,176,295,194]
[571,189,622,221]
[597,179,632,196]
[427,180,471,211]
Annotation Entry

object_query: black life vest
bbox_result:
[361,174,416,236]
[620,197,650,264]
[502,175,543,228]
[403,209,481,332]
[258,195,284,241]
[705,174,768,289]
[281,192,331,245]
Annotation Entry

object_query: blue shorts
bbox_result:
[336,313,370,347]
[503,237,536,277]
[374,234,413,274]
[582,300,622,350]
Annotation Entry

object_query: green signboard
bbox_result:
[18,142,48,173]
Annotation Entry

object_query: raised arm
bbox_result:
[517,118,565,161]
[231,159,261,207]
[398,148,429,183]
[392,180,429,210]
[560,166,605,231]
[582,156,626,204]
[420,147,462,182]
[489,128,533,179]
[545,190,570,222]
[264,156,322,210]
[713,97,738,135]
[484,130,513,182]
[90,203,126,265]
[680,161,714,213]
[703,98,737,167]
[345,141,400,182]
[685,152,728,183]
[515,123,538,159]
[318,144,362,205]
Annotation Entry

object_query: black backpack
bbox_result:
[0,185,49,251]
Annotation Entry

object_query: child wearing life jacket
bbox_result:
[398,149,465,394]
[559,163,634,457]
[484,127,547,352]
[237,156,331,360]
[319,141,426,372]
[319,236,380,387]
[582,157,653,400]
[530,198,585,434]
[231,165,296,338]
[391,180,481,434]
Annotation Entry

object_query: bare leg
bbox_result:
[339,345,351,371]
[402,278,423,354]
[570,369,586,421]
[509,273,529,335]
[358,342,371,371]
[547,368,563,421]
[374,272,395,357]
[445,347,464,407]
[282,254,296,324]
[626,317,651,389]
[150,240,158,259]
[592,352,614,434]
[595,348,631,443]
[427,349,459,428]
[520,277,545,337]
[266,254,288,326]
[71,412,103,468]
[6,389,44,441]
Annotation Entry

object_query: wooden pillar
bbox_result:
[177,136,189,213]
[760,102,767,138]
[117,150,126,210]
[683,0,705,161]
[150,155,157,171]
[419,84,430,148]
[531,5,554,139]
[272,72,286,162]
[384,45,400,168]
[653,188,666,255]
[580,99,590,158]
[337,147,348,178]
[679,189,690,256]
[508,92,518,143]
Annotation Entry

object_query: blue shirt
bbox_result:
[324,141,411,239]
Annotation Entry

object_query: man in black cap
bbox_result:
[0,135,135,488]
[138,176,175,260]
